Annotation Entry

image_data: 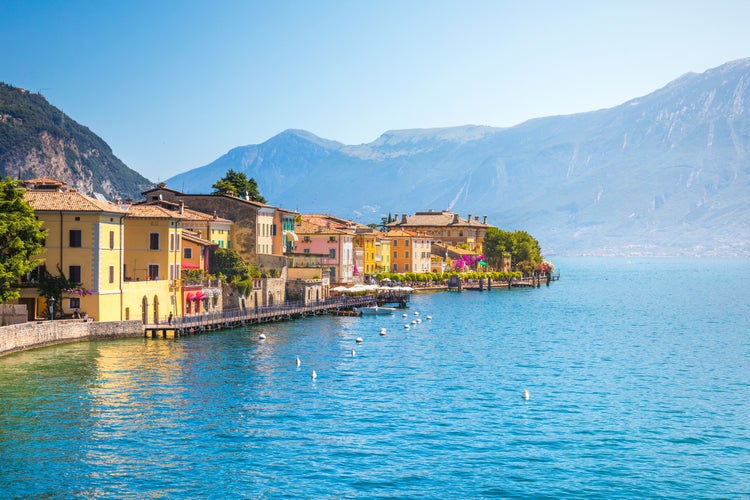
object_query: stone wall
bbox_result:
[0,319,144,357]
[1,304,28,326]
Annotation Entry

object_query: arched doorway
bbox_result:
[141,296,148,323]
[267,292,274,306]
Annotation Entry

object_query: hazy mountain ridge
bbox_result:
[0,82,152,200]
[167,59,750,255]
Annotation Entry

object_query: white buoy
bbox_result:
[426,315,432,320]
[402,313,407,318]
[380,327,387,334]
[258,333,266,340]
[416,318,421,323]
[380,330,386,336]
[296,356,301,367]
[414,311,419,316]
[356,337,363,344]
[312,369,317,380]
[404,324,410,329]
[523,389,530,400]
[351,349,356,357]
[411,320,417,325]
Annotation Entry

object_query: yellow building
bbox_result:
[387,229,432,273]
[388,211,492,253]
[21,179,128,321]
[376,234,391,273]
[121,204,184,323]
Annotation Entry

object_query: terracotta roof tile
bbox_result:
[25,191,127,213]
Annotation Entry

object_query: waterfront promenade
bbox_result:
[146,295,383,336]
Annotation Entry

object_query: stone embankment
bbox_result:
[0,319,144,357]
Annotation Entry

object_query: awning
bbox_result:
[182,261,200,269]
[186,292,195,301]
[284,230,299,242]
[194,291,206,301]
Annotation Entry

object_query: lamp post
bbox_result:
[48,297,55,321]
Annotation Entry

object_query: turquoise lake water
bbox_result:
[1,258,749,498]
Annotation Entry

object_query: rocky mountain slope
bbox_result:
[168,58,750,256]
[0,83,152,200]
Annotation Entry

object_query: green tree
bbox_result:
[212,169,266,203]
[0,178,46,302]
[209,248,251,281]
[37,266,87,319]
[483,227,542,270]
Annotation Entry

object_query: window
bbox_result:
[69,230,82,247]
[109,231,115,249]
[303,236,311,242]
[405,240,409,246]
[69,297,80,310]
[329,236,336,242]
[303,249,310,255]
[109,266,114,284]
[148,264,159,280]
[68,265,81,283]
[176,234,180,250]
[150,233,160,250]
[405,264,410,271]
[392,263,398,271]
[170,233,175,251]
[184,248,193,259]
[405,251,409,258]
[393,240,397,246]
[329,249,336,259]
[393,251,398,259]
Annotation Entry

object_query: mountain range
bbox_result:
[3,57,750,256]
[167,58,750,256]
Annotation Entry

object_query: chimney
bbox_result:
[213,210,218,220]
[475,216,479,221]
[179,201,184,215]
[401,213,407,224]
[452,213,459,224]
[483,215,487,224]
[394,213,399,222]
[468,214,472,223]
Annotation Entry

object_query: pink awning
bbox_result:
[182,261,200,269]
[186,292,195,301]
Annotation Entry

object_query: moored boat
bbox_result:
[355,306,397,315]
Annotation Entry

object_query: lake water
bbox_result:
[1,258,748,498]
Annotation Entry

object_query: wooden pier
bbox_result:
[144,295,378,337]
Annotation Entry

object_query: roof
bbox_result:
[389,210,491,228]
[386,228,427,238]
[24,190,127,214]
[294,218,353,235]
[302,214,358,230]
[182,229,216,246]
[124,204,183,219]
[136,199,233,224]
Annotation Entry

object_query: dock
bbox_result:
[144,295,379,337]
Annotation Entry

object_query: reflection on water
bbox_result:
[1,258,749,498]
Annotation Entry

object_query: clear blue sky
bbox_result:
[2,0,749,181]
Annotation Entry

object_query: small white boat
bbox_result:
[356,306,397,316]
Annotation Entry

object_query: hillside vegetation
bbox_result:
[0,82,152,200]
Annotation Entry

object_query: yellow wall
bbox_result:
[378,240,391,273]
[31,211,126,321]
[123,217,182,283]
